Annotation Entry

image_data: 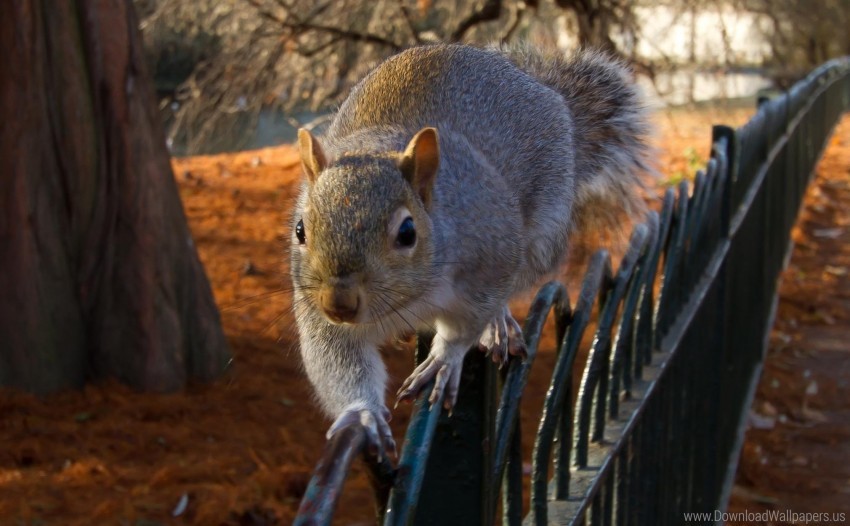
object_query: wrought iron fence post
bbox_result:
[409,345,497,526]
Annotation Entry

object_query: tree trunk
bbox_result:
[0,0,230,393]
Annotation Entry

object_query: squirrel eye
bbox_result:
[395,217,416,248]
[295,219,306,245]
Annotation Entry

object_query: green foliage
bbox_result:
[665,146,705,187]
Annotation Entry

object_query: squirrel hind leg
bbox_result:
[477,306,527,366]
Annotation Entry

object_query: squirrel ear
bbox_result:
[297,128,327,184]
[399,127,439,208]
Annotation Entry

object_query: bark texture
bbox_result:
[0,0,230,393]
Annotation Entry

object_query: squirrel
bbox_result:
[290,43,651,457]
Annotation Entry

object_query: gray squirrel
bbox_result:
[290,43,651,457]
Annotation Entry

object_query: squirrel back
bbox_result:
[495,44,652,226]
[324,44,578,235]
[323,44,651,232]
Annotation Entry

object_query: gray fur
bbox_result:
[496,43,653,224]
[290,44,651,449]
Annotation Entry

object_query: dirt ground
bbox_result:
[725,116,850,524]
[1,106,846,526]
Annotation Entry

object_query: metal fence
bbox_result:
[293,57,850,526]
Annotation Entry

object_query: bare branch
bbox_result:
[243,0,287,25]
[243,0,403,50]
[298,35,343,57]
[397,0,424,44]
[287,20,403,49]
[451,0,503,41]
[499,1,528,43]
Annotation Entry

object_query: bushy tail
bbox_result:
[497,44,654,228]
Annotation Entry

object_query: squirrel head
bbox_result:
[292,127,440,327]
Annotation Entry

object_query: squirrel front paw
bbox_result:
[396,353,463,412]
[478,306,527,365]
[327,403,396,461]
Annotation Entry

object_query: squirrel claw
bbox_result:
[327,404,396,461]
[478,307,526,364]
[397,354,462,413]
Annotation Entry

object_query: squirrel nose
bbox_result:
[318,276,361,324]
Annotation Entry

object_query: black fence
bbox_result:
[293,57,850,526]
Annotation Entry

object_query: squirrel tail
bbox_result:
[497,44,655,230]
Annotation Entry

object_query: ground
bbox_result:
[0,107,847,525]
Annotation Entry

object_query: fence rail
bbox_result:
[293,57,850,526]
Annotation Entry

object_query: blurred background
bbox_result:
[134,0,850,155]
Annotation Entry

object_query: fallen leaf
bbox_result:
[791,456,809,466]
[761,401,778,416]
[801,406,828,423]
[812,227,843,238]
[749,411,776,430]
[172,493,189,517]
[825,265,848,276]
[74,412,93,423]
